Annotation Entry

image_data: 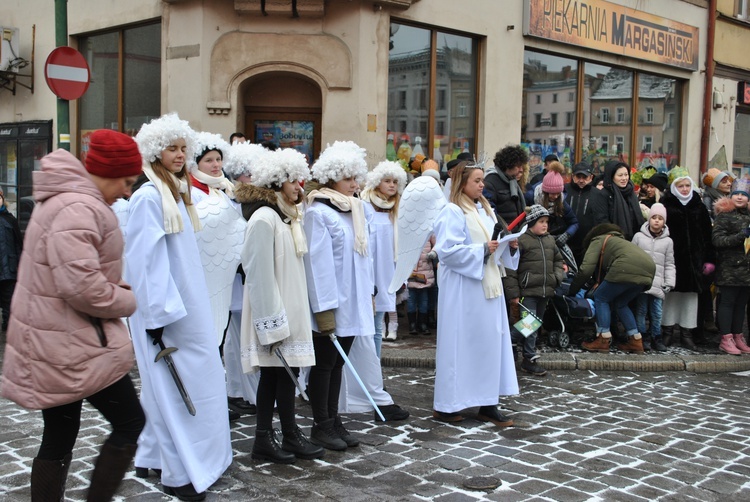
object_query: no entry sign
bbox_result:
[44,47,90,100]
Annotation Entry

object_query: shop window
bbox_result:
[522,51,578,172]
[79,22,161,147]
[388,22,478,170]
[636,74,680,170]
[734,112,750,166]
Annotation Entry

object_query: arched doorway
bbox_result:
[241,72,322,163]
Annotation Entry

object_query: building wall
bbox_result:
[1,0,709,178]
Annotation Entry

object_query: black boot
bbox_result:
[681,327,696,351]
[310,418,347,451]
[641,333,652,352]
[282,426,325,460]
[333,416,360,447]
[87,442,137,502]
[407,312,418,334]
[31,453,72,502]
[652,335,668,352]
[662,325,674,346]
[252,428,295,464]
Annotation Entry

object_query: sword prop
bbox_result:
[274,347,309,401]
[154,340,197,416]
[329,333,386,422]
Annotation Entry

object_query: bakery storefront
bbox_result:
[519,0,700,178]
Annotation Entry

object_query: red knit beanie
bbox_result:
[85,129,143,178]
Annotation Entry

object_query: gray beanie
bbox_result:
[525,204,550,226]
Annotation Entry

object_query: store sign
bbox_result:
[740,82,750,105]
[524,0,699,71]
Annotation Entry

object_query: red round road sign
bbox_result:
[44,47,91,100]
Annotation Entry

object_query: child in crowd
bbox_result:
[407,237,436,335]
[506,204,565,376]
[631,203,675,352]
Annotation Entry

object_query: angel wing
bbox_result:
[195,196,246,343]
[388,176,447,294]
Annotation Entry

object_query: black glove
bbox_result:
[146,327,164,346]
[555,233,570,246]
[743,227,750,238]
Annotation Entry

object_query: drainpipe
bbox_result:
[700,0,717,175]
[55,0,70,152]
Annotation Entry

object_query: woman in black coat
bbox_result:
[660,171,714,349]
[0,188,22,331]
[590,160,645,241]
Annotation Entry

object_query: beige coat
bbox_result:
[1,149,136,409]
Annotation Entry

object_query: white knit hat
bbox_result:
[250,148,310,188]
[223,142,270,179]
[364,160,407,193]
[135,113,197,163]
[311,140,368,185]
[188,131,231,172]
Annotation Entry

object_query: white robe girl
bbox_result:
[432,203,519,413]
[125,184,232,493]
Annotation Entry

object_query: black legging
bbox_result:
[256,366,298,431]
[38,375,145,460]
[308,335,354,423]
[717,285,750,336]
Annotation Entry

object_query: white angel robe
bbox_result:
[432,203,520,413]
[225,274,259,403]
[303,201,375,338]
[240,206,316,371]
[338,203,396,412]
[125,184,232,493]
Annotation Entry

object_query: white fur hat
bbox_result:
[250,148,310,188]
[223,142,269,179]
[135,113,197,163]
[188,132,231,172]
[311,141,368,185]
[364,160,407,193]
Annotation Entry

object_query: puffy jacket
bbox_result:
[525,184,579,238]
[408,237,436,289]
[1,150,136,410]
[569,230,655,294]
[631,222,676,299]
[565,181,597,261]
[483,168,526,224]
[712,197,750,287]
[505,229,564,299]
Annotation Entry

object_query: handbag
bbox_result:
[585,235,612,299]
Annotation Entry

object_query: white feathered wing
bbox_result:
[195,196,246,344]
[388,176,447,294]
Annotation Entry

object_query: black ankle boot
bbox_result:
[282,425,325,460]
[252,428,296,464]
[681,327,696,351]
[333,415,360,447]
[662,325,674,346]
[31,453,72,502]
[407,312,417,334]
[310,418,347,451]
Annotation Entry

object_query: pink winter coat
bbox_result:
[408,236,436,289]
[1,150,136,410]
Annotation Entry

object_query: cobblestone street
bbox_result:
[2,359,750,501]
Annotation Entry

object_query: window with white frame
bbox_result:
[458,100,468,117]
[642,135,653,153]
[601,107,610,124]
[646,107,654,123]
[568,92,575,102]
[616,107,625,123]
[737,0,749,20]
[615,135,625,154]
[601,135,609,152]
[566,111,574,127]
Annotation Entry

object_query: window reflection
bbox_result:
[124,24,161,137]
[586,65,633,174]
[635,74,680,172]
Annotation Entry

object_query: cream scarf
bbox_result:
[191,169,235,199]
[142,165,202,234]
[275,192,308,257]
[457,194,503,299]
[307,187,368,256]
[360,188,398,259]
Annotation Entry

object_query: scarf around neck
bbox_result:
[143,165,202,234]
[307,187,368,256]
[191,169,235,199]
[609,182,643,239]
[457,194,503,299]
[360,188,398,259]
[275,192,308,257]
[670,177,695,206]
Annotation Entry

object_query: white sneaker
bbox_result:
[385,333,397,341]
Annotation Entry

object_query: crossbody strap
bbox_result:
[595,235,613,283]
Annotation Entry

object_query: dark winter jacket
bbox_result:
[661,190,714,293]
[0,208,22,282]
[569,230,655,295]
[711,197,750,287]
[565,181,598,262]
[505,229,565,299]
[525,184,579,239]
[483,168,526,225]
[589,162,645,241]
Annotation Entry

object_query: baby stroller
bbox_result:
[544,243,595,348]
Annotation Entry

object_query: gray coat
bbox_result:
[631,222,676,299]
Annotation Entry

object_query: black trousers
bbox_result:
[256,366,298,431]
[0,279,15,329]
[717,285,750,336]
[38,375,145,460]
[308,335,354,423]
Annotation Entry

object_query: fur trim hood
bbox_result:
[234,182,276,206]
[714,196,738,215]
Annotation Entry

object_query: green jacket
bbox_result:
[569,230,655,294]
[505,230,565,299]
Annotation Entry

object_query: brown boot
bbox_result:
[581,333,611,353]
[618,335,645,354]
[31,453,72,502]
